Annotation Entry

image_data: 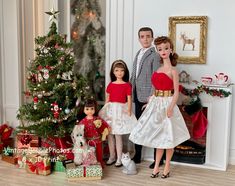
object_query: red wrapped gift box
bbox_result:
[17,133,40,149]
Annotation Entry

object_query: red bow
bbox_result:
[26,160,45,174]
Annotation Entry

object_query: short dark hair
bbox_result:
[110,60,129,82]
[138,27,154,38]
[84,98,97,111]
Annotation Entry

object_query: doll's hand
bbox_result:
[141,104,147,110]
[167,108,173,118]
[128,110,132,116]
[101,128,109,141]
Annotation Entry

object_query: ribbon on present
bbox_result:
[83,166,86,177]
[26,160,48,174]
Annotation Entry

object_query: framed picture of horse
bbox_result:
[169,16,208,64]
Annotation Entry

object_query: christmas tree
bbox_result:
[71,0,105,102]
[17,9,91,138]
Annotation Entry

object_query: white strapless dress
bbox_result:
[129,96,190,149]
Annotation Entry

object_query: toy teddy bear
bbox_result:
[93,119,109,141]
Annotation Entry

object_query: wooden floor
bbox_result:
[0,160,235,186]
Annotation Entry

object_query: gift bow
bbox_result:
[26,160,46,174]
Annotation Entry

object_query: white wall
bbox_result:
[106,0,235,164]
[0,0,21,128]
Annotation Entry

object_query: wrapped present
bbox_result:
[17,132,40,149]
[26,150,51,176]
[2,151,18,165]
[66,165,84,178]
[41,137,73,160]
[66,163,102,181]
[54,161,66,172]
[53,155,66,172]
[85,164,102,177]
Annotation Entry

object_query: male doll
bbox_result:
[130,27,163,168]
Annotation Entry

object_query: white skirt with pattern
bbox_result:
[98,102,137,135]
[129,96,190,149]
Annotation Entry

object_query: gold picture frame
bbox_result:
[169,16,208,64]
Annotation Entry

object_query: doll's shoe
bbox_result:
[106,158,116,166]
[161,172,170,179]
[115,160,122,167]
[150,172,159,178]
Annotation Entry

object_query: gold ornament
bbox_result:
[72,31,79,40]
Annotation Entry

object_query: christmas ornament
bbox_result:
[61,71,72,80]
[42,68,49,80]
[55,43,59,49]
[72,31,79,40]
[24,91,31,97]
[65,108,70,114]
[45,7,60,22]
[60,56,65,61]
[33,97,38,110]
[38,73,43,82]
[38,93,43,99]
[51,102,62,119]
[76,98,80,107]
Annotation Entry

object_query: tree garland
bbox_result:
[181,85,232,98]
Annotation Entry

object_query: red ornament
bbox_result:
[55,43,59,49]
[24,91,31,97]
[33,97,38,103]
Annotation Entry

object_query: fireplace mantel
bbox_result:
[143,83,233,171]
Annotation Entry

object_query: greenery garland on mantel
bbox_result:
[181,85,232,98]
[180,85,232,115]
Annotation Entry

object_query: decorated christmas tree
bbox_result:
[17,10,91,138]
[71,0,105,102]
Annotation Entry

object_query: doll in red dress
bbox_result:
[78,99,110,167]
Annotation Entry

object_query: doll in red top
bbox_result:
[99,60,137,167]
[78,99,110,167]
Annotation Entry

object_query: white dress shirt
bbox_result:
[136,47,151,78]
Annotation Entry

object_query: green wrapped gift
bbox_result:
[66,166,84,178]
[85,164,102,177]
[54,161,65,172]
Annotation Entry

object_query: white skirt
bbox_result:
[98,102,137,135]
[129,96,190,149]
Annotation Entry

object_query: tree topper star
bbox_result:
[45,7,60,22]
